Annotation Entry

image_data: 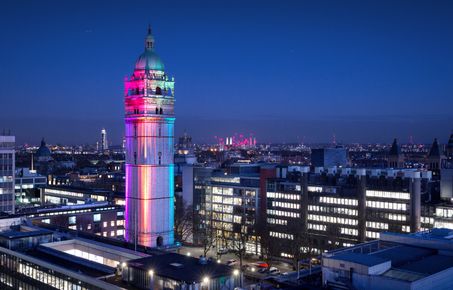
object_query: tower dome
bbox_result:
[134,26,165,71]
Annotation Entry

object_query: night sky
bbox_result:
[1,0,452,145]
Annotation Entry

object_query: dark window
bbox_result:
[155,87,162,95]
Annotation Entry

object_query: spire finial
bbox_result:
[145,25,154,50]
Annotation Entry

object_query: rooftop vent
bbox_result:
[169,263,184,268]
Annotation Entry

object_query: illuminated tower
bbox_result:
[101,128,108,151]
[124,27,175,247]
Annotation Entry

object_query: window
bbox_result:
[93,213,101,222]
[68,216,76,225]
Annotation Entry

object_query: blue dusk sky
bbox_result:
[0,0,452,145]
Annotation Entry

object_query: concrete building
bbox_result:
[122,252,240,289]
[0,135,15,213]
[15,167,47,205]
[311,147,349,168]
[322,229,453,290]
[265,167,434,259]
[29,202,125,238]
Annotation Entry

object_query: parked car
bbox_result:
[217,248,229,255]
[254,261,269,269]
[226,259,237,266]
[268,267,280,275]
[258,267,268,273]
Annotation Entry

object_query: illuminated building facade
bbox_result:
[124,27,175,247]
[194,164,261,254]
[265,167,436,259]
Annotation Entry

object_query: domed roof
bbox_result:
[135,50,165,71]
[134,26,165,71]
[36,138,51,157]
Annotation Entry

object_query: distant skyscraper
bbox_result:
[124,27,175,247]
[101,128,108,151]
[0,135,15,213]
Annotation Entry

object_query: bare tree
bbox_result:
[287,221,314,271]
[174,200,193,244]
[259,224,278,270]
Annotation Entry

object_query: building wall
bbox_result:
[0,136,15,213]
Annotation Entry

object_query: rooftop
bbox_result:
[127,253,234,283]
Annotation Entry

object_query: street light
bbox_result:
[203,276,209,284]
[121,262,127,268]
[233,269,239,276]
[187,252,191,257]
[148,270,154,276]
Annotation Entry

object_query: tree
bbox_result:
[287,221,314,271]
[259,224,278,271]
[174,200,193,244]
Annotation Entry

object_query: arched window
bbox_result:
[155,87,162,95]
[159,108,163,114]
[135,88,139,95]
[155,107,159,114]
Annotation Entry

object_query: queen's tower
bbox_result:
[124,27,175,247]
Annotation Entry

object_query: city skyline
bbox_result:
[1,0,453,144]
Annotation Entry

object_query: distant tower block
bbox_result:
[124,27,175,247]
[101,129,108,151]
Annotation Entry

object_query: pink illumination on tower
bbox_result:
[124,27,175,248]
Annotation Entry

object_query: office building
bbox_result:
[265,167,435,258]
[311,147,349,168]
[194,164,261,254]
[0,135,15,213]
[124,27,175,247]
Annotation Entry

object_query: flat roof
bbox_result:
[127,253,233,283]
[329,252,388,267]
[0,228,53,239]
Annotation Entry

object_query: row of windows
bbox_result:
[340,227,358,236]
[308,223,326,231]
[366,190,410,200]
[45,189,85,198]
[308,205,358,216]
[436,207,453,218]
[267,192,300,200]
[366,231,380,239]
[319,196,358,206]
[271,201,300,209]
[308,214,358,226]
[267,209,300,218]
[270,231,294,240]
[267,218,288,225]
[421,216,434,224]
[388,213,407,221]
[366,221,388,230]
[402,225,411,232]
[366,200,407,211]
